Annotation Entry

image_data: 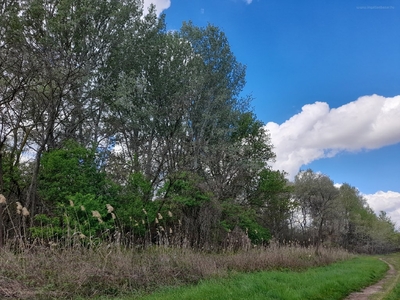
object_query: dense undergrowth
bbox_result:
[0,243,351,299]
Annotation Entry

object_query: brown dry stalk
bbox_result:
[0,243,351,299]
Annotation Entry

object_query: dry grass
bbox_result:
[0,242,352,299]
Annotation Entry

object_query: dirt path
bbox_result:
[344,259,397,300]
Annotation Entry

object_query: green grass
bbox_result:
[110,256,387,300]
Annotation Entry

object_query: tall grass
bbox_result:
[0,243,351,299]
[128,256,387,300]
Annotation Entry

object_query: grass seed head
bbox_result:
[106,204,114,213]
[92,210,101,218]
[16,202,23,214]
[22,207,30,216]
[0,194,6,204]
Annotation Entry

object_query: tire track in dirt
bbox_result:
[344,259,397,300]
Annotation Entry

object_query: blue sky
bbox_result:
[146,0,400,224]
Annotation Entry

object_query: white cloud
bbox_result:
[265,94,400,178]
[364,191,400,228]
[143,0,171,16]
[244,0,253,4]
[334,183,343,189]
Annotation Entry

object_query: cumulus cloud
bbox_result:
[143,0,171,16]
[364,191,400,228]
[265,94,400,178]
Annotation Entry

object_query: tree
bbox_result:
[294,169,339,254]
[251,169,294,241]
[0,0,157,218]
[2,2,283,249]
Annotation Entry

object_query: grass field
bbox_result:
[115,256,388,300]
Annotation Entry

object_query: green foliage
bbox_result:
[110,172,157,236]
[127,172,153,202]
[239,212,271,244]
[39,140,106,205]
[164,172,211,207]
[221,201,271,244]
[0,150,27,197]
[64,193,114,236]
[248,169,293,240]
[30,193,113,241]
[30,214,64,240]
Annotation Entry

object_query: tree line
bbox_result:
[1,0,398,253]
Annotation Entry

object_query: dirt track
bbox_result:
[344,259,397,300]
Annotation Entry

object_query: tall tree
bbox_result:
[294,169,339,254]
[251,169,294,241]
[0,0,154,217]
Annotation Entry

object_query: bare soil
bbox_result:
[344,259,396,300]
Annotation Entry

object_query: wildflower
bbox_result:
[22,207,29,217]
[69,199,74,207]
[106,204,114,213]
[157,212,163,220]
[142,219,145,225]
[111,212,116,220]
[0,194,6,205]
[155,217,159,224]
[168,210,173,217]
[80,205,85,211]
[142,208,147,215]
